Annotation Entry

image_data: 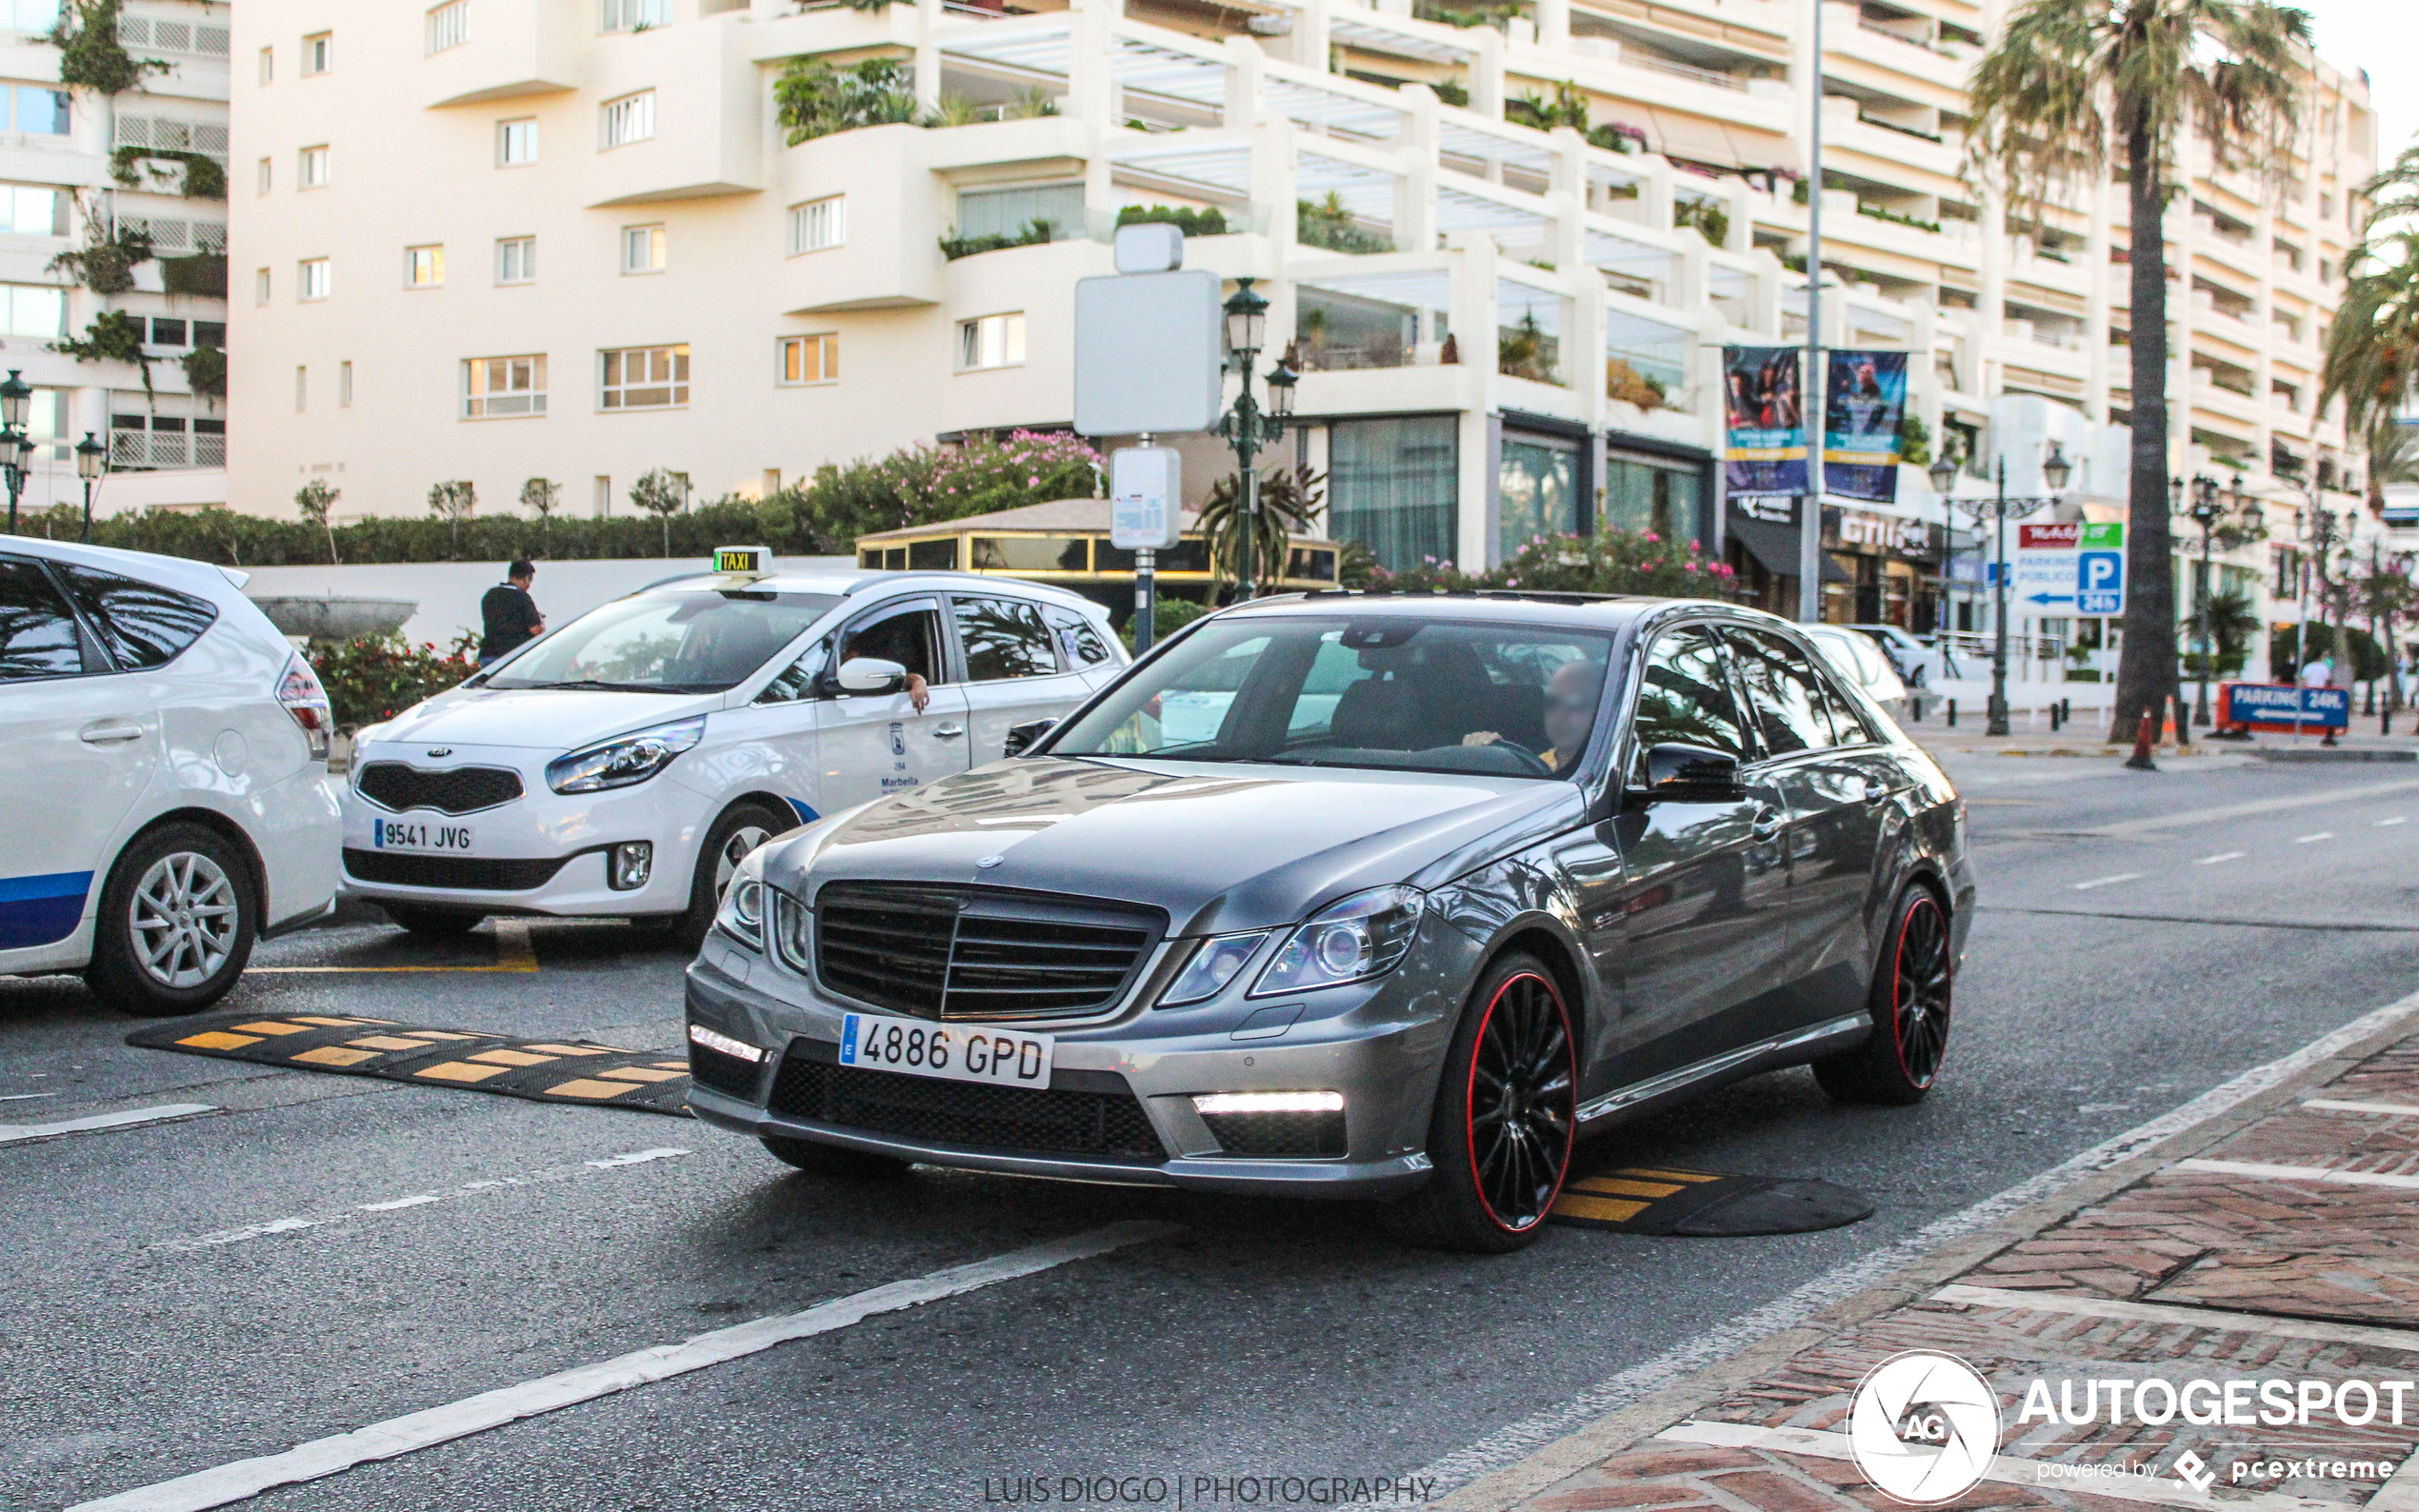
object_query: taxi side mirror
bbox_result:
[826,656,908,697]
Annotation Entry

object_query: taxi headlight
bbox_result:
[547,716,706,794]
[1249,885,1425,997]
[716,873,766,949]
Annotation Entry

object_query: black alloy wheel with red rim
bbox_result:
[1813,885,1952,1105]
[1388,953,1578,1253]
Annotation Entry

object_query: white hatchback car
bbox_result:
[340,553,1128,944]
[0,539,342,1015]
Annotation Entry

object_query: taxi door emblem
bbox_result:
[889,723,906,757]
[426,748,451,758]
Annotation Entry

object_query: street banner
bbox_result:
[2011,521,2124,615]
[2219,683,2351,732]
[1722,346,1807,495]
[1822,350,1906,503]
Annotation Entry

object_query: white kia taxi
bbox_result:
[340,549,1127,945]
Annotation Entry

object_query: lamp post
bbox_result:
[1931,441,2069,736]
[1213,277,1294,601]
[2183,473,2232,727]
[74,430,107,543]
[0,368,30,534]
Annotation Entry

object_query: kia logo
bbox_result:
[426,747,452,758]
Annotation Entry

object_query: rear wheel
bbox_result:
[1813,885,1952,1105]
[382,903,485,937]
[671,803,790,950]
[760,1136,911,1179]
[1385,953,1577,1254]
[86,823,257,1018]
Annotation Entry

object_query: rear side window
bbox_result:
[952,596,1058,681]
[0,556,90,682]
[1046,607,1113,668]
[55,563,218,670]
[1726,628,1841,756]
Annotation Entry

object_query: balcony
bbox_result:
[580,17,765,203]
[420,0,582,108]
[110,427,225,471]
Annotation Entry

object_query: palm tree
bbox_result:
[2322,227,2419,438]
[1966,0,2308,748]
[1199,467,1324,600]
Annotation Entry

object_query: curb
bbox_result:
[2254,748,2419,764]
[1435,994,2419,1512]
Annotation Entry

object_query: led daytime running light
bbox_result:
[1193,1091,1344,1115]
[688,1022,765,1064]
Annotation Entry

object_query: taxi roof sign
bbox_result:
[711,546,771,576]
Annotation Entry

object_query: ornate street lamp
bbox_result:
[2183,474,2232,726]
[75,430,107,544]
[0,369,30,534]
[1948,441,2069,737]
[1214,278,1289,600]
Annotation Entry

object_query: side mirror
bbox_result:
[1003,717,1057,758]
[830,656,908,696]
[1638,743,1743,801]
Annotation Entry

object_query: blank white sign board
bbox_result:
[1073,269,1223,437]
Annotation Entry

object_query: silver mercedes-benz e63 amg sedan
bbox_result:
[683,591,1972,1251]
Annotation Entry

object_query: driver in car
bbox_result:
[1462,660,1604,774]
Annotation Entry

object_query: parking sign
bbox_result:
[2076,549,2124,615]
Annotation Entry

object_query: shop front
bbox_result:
[1724,498,1943,627]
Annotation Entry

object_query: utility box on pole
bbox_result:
[1110,445,1181,653]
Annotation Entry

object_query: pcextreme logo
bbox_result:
[1847,1351,2002,1505]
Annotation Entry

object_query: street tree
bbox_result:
[2322,138,2419,436]
[294,478,339,566]
[520,476,560,521]
[1967,0,2309,748]
[427,479,475,557]
[630,468,688,558]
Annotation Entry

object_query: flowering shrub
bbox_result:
[922,430,1103,521]
[310,631,480,729]
[1370,528,1737,601]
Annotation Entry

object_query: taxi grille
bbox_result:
[343,849,570,891]
[813,882,1159,1022]
[356,763,525,815]
[769,1050,1165,1163]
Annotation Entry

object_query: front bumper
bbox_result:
[682,927,1469,1200]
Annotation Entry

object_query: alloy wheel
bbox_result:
[1465,971,1577,1231]
[130,851,240,989]
[1891,896,1952,1087]
[713,825,771,903]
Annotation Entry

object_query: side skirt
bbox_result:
[1575,1012,1870,1125]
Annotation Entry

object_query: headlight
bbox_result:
[1157,930,1272,1007]
[547,716,706,794]
[716,872,766,949]
[772,888,813,973]
[1250,885,1425,997]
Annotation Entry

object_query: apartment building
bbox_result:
[0,0,229,515]
[225,0,2375,649]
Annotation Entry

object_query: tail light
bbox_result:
[277,652,333,762]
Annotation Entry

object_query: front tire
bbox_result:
[1813,885,1952,1105]
[671,803,790,950]
[1386,953,1578,1254]
[382,903,485,937]
[86,822,257,1018]
[760,1136,911,1179]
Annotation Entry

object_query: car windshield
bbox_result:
[483,589,840,694]
[1050,616,1615,779]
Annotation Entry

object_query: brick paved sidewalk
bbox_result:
[1449,1015,2419,1512]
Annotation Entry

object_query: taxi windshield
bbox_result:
[1049,616,1615,779]
[483,589,839,694]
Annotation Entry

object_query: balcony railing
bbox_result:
[1629,53,1746,92]
[110,429,224,470]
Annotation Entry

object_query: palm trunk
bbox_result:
[2111,122,2181,747]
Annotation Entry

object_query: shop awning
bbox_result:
[1729,516,1851,582]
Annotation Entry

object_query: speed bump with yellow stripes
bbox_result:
[1549,1165,1872,1237]
[128,1012,691,1117]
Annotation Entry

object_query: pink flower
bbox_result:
[1642,531,1660,543]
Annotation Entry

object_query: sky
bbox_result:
[2297,0,2418,170]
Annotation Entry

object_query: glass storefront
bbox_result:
[1497,435,1577,559]
[1329,414,1458,571]
[1600,449,1703,540]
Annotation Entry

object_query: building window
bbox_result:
[297,257,330,301]
[255,156,270,194]
[789,195,845,254]
[298,145,329,189]
[620,223,665,274]
[600,90,654,149]
[7,84,66,135]
[405,244,444,288]
[600,0,668,30]
[464,354,546,418]
[593,475,611,516]
[600,344,687,409]
[0,184,65,235]
[302,32,330,75]
[954,183,1084,243]
[956,311,1025,371]
[257,46,271,83]
[255,267,270,304]
[339,360,352,407]
[295,366,307,411]
[1327,414,1458,573]
[427,0,468,53]
[496,235,535,284]
[779,333,837,386]
[148,316,187,347]
[0,283,63,337]
[496,117,536,166]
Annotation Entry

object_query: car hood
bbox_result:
[765,757,1587,936]
[367,686,725,753]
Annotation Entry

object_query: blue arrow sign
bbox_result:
[2024,592,2076,605]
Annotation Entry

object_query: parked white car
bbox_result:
[0,539,342,1015]
[340,552,1128,945]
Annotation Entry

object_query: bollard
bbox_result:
[1947,698,1957,727]
[2049,703,2061,732]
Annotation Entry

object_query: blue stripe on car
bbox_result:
[0,871,94,949]
[784,798,819,826]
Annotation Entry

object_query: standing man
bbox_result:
[480,559,545,667]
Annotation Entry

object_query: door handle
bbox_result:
[78,719,143,746]
[931,723,966,740]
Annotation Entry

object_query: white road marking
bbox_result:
[2295,831,2334,844]
[1418,985,2419,1502]
[356,1195,439,1213]
[2086,777,2419,838]
[2072,873,2141,890]
[2379,816,2409,826]
[1933,1283,2419,1354]
[0,1104,218,1147]
[2193,851,2245,865]
[2304,1097,2419,1118]
[164,1218,324,1252]
[0,1091,56,1101]
[2176,1156,2419,1191]
[584,1147,690,1169]
[72,1220,1182,1512]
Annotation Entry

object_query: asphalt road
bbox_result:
[4,750,2416,1512]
